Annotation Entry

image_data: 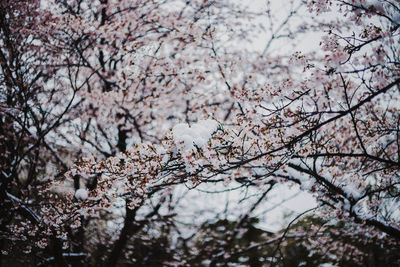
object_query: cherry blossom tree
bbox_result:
[1,0,399,266]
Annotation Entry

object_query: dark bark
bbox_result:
[105,205,136,267]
